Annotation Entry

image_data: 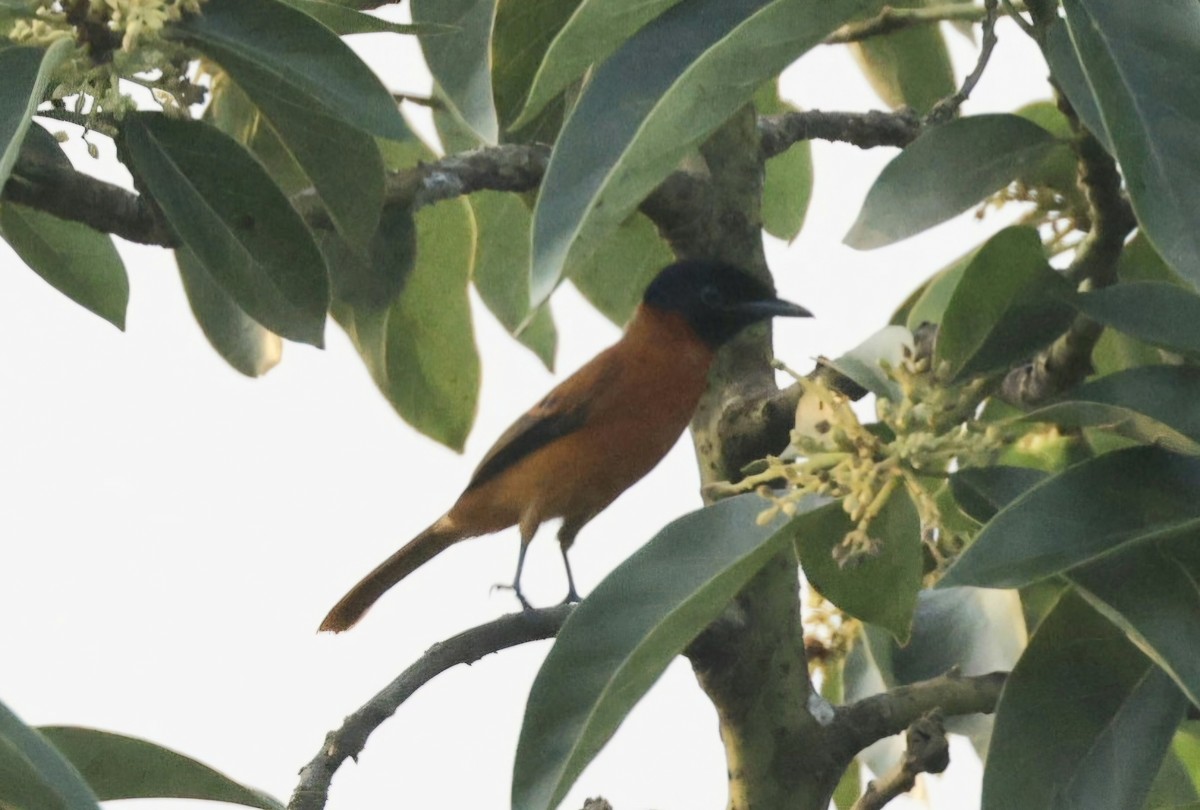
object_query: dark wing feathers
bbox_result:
[465,357,619,492]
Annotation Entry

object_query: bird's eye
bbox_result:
[700,284,722,308]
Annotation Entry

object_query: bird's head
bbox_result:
[641,259,812,347]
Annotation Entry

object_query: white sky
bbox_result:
[0,11,1047,810]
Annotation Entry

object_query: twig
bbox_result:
[824,670,1006,767]
[999,131,1136,406]
[288,605,574,810]
[926,0,1000,124]
[825,3,1020,45]
[758,109,921,158]
[851,712,950,810]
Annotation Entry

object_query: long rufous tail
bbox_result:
[319,517,467,632]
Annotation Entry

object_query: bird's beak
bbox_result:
[734,297,813,320]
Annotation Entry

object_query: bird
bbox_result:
[319,259,811,632]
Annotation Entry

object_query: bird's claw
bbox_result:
[492,581,535,611]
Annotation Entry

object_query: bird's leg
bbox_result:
[494,511,538,610]
[557,520,585,605]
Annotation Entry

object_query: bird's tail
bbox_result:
[319,516,467,633]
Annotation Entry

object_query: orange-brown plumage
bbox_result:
[319,260,809,632]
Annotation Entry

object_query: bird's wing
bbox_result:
[465,355,619,492]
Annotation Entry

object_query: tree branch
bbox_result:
[825,670,1006,767]
[850,712,951,810]
[999,130,1136,406]
[825,3,1017,45]
[758,109,921,157]
[288,605,573,810]
[926,0,1000,124]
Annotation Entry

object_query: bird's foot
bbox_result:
[492,582,535,611]
[559,587,582,606]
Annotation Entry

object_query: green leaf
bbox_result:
[318,201,416,310]
[38,727,282,810]
[120,113,329,347]
[848,0,956,114]
[511,0,684,129]
[566,212,672,325]
[491,0,586,131]
[0,203,128,329]
[935,225,1075,380]
[1144,737,1200,810]
[1069,533,1200,708]
[412,0,499,143]
[0,700,99,810]
[1075,282,1200,358]
[950,465,1047,524]
[844,115,1059,250]
[795,490,922,642]
[819,325,912,401]
[755,81,813,242]
[470,191,557,369]
[530,0,868,303]
[274,0,430,35]
[1023,366,1200,455]
[902,249,971,330]
[512,494,802,810]
[983,591,1187,810]
[177,247,282,378]
[1040,20,1111,153]
[942,446,1200,589]
[0,38,71,191]
[1062,0,1200,289]
[169,0,408,140]
[334,198,479,450]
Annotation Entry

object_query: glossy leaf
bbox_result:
[335,198,479,450]
[795,489,922,642]
[755,81,813,242]
[317,201,415,310]
[412,0,499,143]
[0,38,71,190]
[1063,0,1200,289]
[942,446,1200,589]
[275,0,429,35]
[566,212,672,325]
[950,465,1047,524]
[1070,533,1200,708]
[844,115,1059,250]
[983,591,1187,810]
[1023,366,1200,455]
[819,325,911,402]
[121,113,329,346]
[0,203,128,329]
[530,0,868,303]
[512,0,684,129]
[470,191,557,368]
[935,226,1074,380]
[513,494,803,810]
[848,0,955,114]
[902,248,972,330]
[39,727,281,809]
[177,247,282,378]
[169,0,408,140]
[1075,282,1200,358]
[491,0,585,130]
[1040,20,1111,152]
[0,700,99,810]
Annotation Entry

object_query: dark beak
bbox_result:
[733,297,813,320]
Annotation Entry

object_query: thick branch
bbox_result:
[288,605,573,810]
[825,671,1006,768]
[759,109,920,157]
[5,156,176,246]
[1000,131,1136,406]
[851,712,950,810]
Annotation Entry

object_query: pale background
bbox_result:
[1,11,1046,810]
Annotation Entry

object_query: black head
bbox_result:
[641,260,812,347]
